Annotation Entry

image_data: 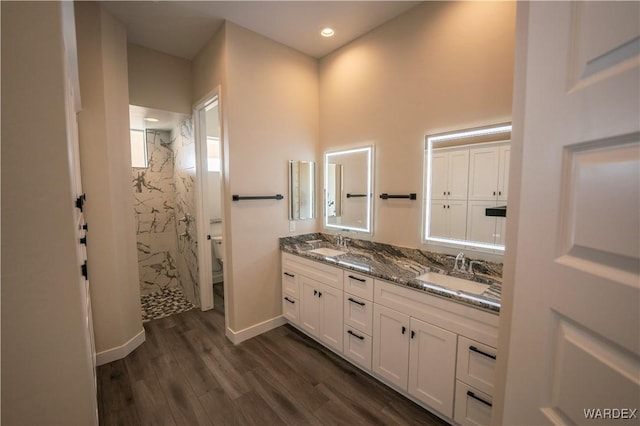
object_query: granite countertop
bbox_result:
[280,233,502,314]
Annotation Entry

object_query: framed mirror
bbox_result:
[424,123,511,253]
[324,146,373,234]
[289,160,316,220]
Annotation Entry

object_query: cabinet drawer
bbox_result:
[282,267,299,299]
[456,336,496,396]
[344,272,374,301]
[343,325,372,371]
[454,380,492,426]
[283,296,299,325]
[282,253,343,290]
[344,293,373,335]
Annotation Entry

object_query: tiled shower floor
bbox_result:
[140,287,195,322]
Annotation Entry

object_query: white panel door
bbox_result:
[372,304,410,389]
[431,152,449,199]
[408,317,457,418]
[448,200,468,241]
[467,201,498,245]
[468,147,499,200]
[448,149,470,200]
[502,2,640,425]
[497,145,510,201]
[429,199,448,239]
[318,282,343,353]
[299,276,321,337]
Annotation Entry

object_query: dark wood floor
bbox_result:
[97,308,449,425]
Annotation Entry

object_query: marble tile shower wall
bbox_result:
[132,130,179,295]
[171,119,200,307]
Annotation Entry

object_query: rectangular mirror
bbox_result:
[424,123,511,253]
[289,160,316,220]
[324,146,373,234]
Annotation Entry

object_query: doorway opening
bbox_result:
[194,90,226,315]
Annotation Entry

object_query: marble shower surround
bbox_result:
[171,119,200,308]
[132,130,180,295]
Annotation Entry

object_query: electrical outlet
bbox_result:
[289,221,296,232]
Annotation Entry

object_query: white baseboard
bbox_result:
[225,315,287,345]
[96,328,146,366]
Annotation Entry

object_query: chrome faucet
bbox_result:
[454,252,465,272]
[335,233,349,249]
[468,260,482,275]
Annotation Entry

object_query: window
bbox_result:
[130,129,147,168]
[207,136,221,172]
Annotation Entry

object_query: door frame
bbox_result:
[193,87,227,315]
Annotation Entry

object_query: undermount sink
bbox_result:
[308,247,346,257]
[415,272,490,295]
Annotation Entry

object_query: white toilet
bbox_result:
[211,235,224,284]
[212,235,224,264]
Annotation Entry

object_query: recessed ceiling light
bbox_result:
[144,117,159,122]
[321,28,335,38]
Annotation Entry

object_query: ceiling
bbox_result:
[100,1,421,60]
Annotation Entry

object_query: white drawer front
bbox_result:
[454,380,492,426]
[344,293,373,335]
[282,267,299,298]
[343,325,372,371]
[282,252,343,290]
[344,272,374,301]
[282,296,299,325]
[456,336,496,396]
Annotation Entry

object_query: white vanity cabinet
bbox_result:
[373,279,499,422]
[282,252,344,353]
[343,272,374,370]
[281,252,500,425]
[372,302,457,418]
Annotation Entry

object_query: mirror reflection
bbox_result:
[324,146,373,234]
[289,161,316,220]
[424,123,511,253]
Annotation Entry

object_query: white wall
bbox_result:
[128,43,192,115]
[319,1,516,253]
[75,2,144,363]
[1,2,98,423]
[192,22,320,333]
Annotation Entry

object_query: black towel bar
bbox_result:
[346,193,368,198]
[379,193,417,200]
[232,194,283,201]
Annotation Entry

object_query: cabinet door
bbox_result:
[372,304,410,389]
[299,276,321,337]
[495,217,506,247]
[431,152,449,199]
[468,147,500,200]
[448,200,468,241]
[497,145,510,201]
[318,282,343,353]
[408,317,457,418]
[466,201,498,245]
[448,149,470,200]
[429,199,448,239]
